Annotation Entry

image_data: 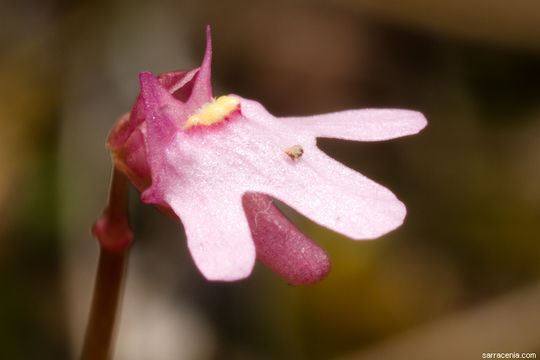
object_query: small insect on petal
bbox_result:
[184,96,240,129]
[284,145,304,160]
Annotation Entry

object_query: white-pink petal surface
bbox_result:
[279,109,427,142]
[168,190,256,281]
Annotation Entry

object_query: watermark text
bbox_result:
[482,353,537,359]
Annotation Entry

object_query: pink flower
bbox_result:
[108,27,427,285]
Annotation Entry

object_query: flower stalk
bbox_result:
[82,168,133,360]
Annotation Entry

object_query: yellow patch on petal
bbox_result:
[184,96,240,129]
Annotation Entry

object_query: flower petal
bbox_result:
[261,147,406,240]
[138,72,184,203]
[280,109,427,141]
[242,192,331,285]
[167,192,256,281]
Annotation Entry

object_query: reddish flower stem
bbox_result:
[82,168,133,360]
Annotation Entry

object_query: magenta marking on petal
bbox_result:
[242,193,331,285]
[110,72,195,149]
[138,72,184,203]
[139,72,181,140]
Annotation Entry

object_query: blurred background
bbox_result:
[1,0,540,359]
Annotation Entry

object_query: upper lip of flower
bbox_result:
[110,25,427,282]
